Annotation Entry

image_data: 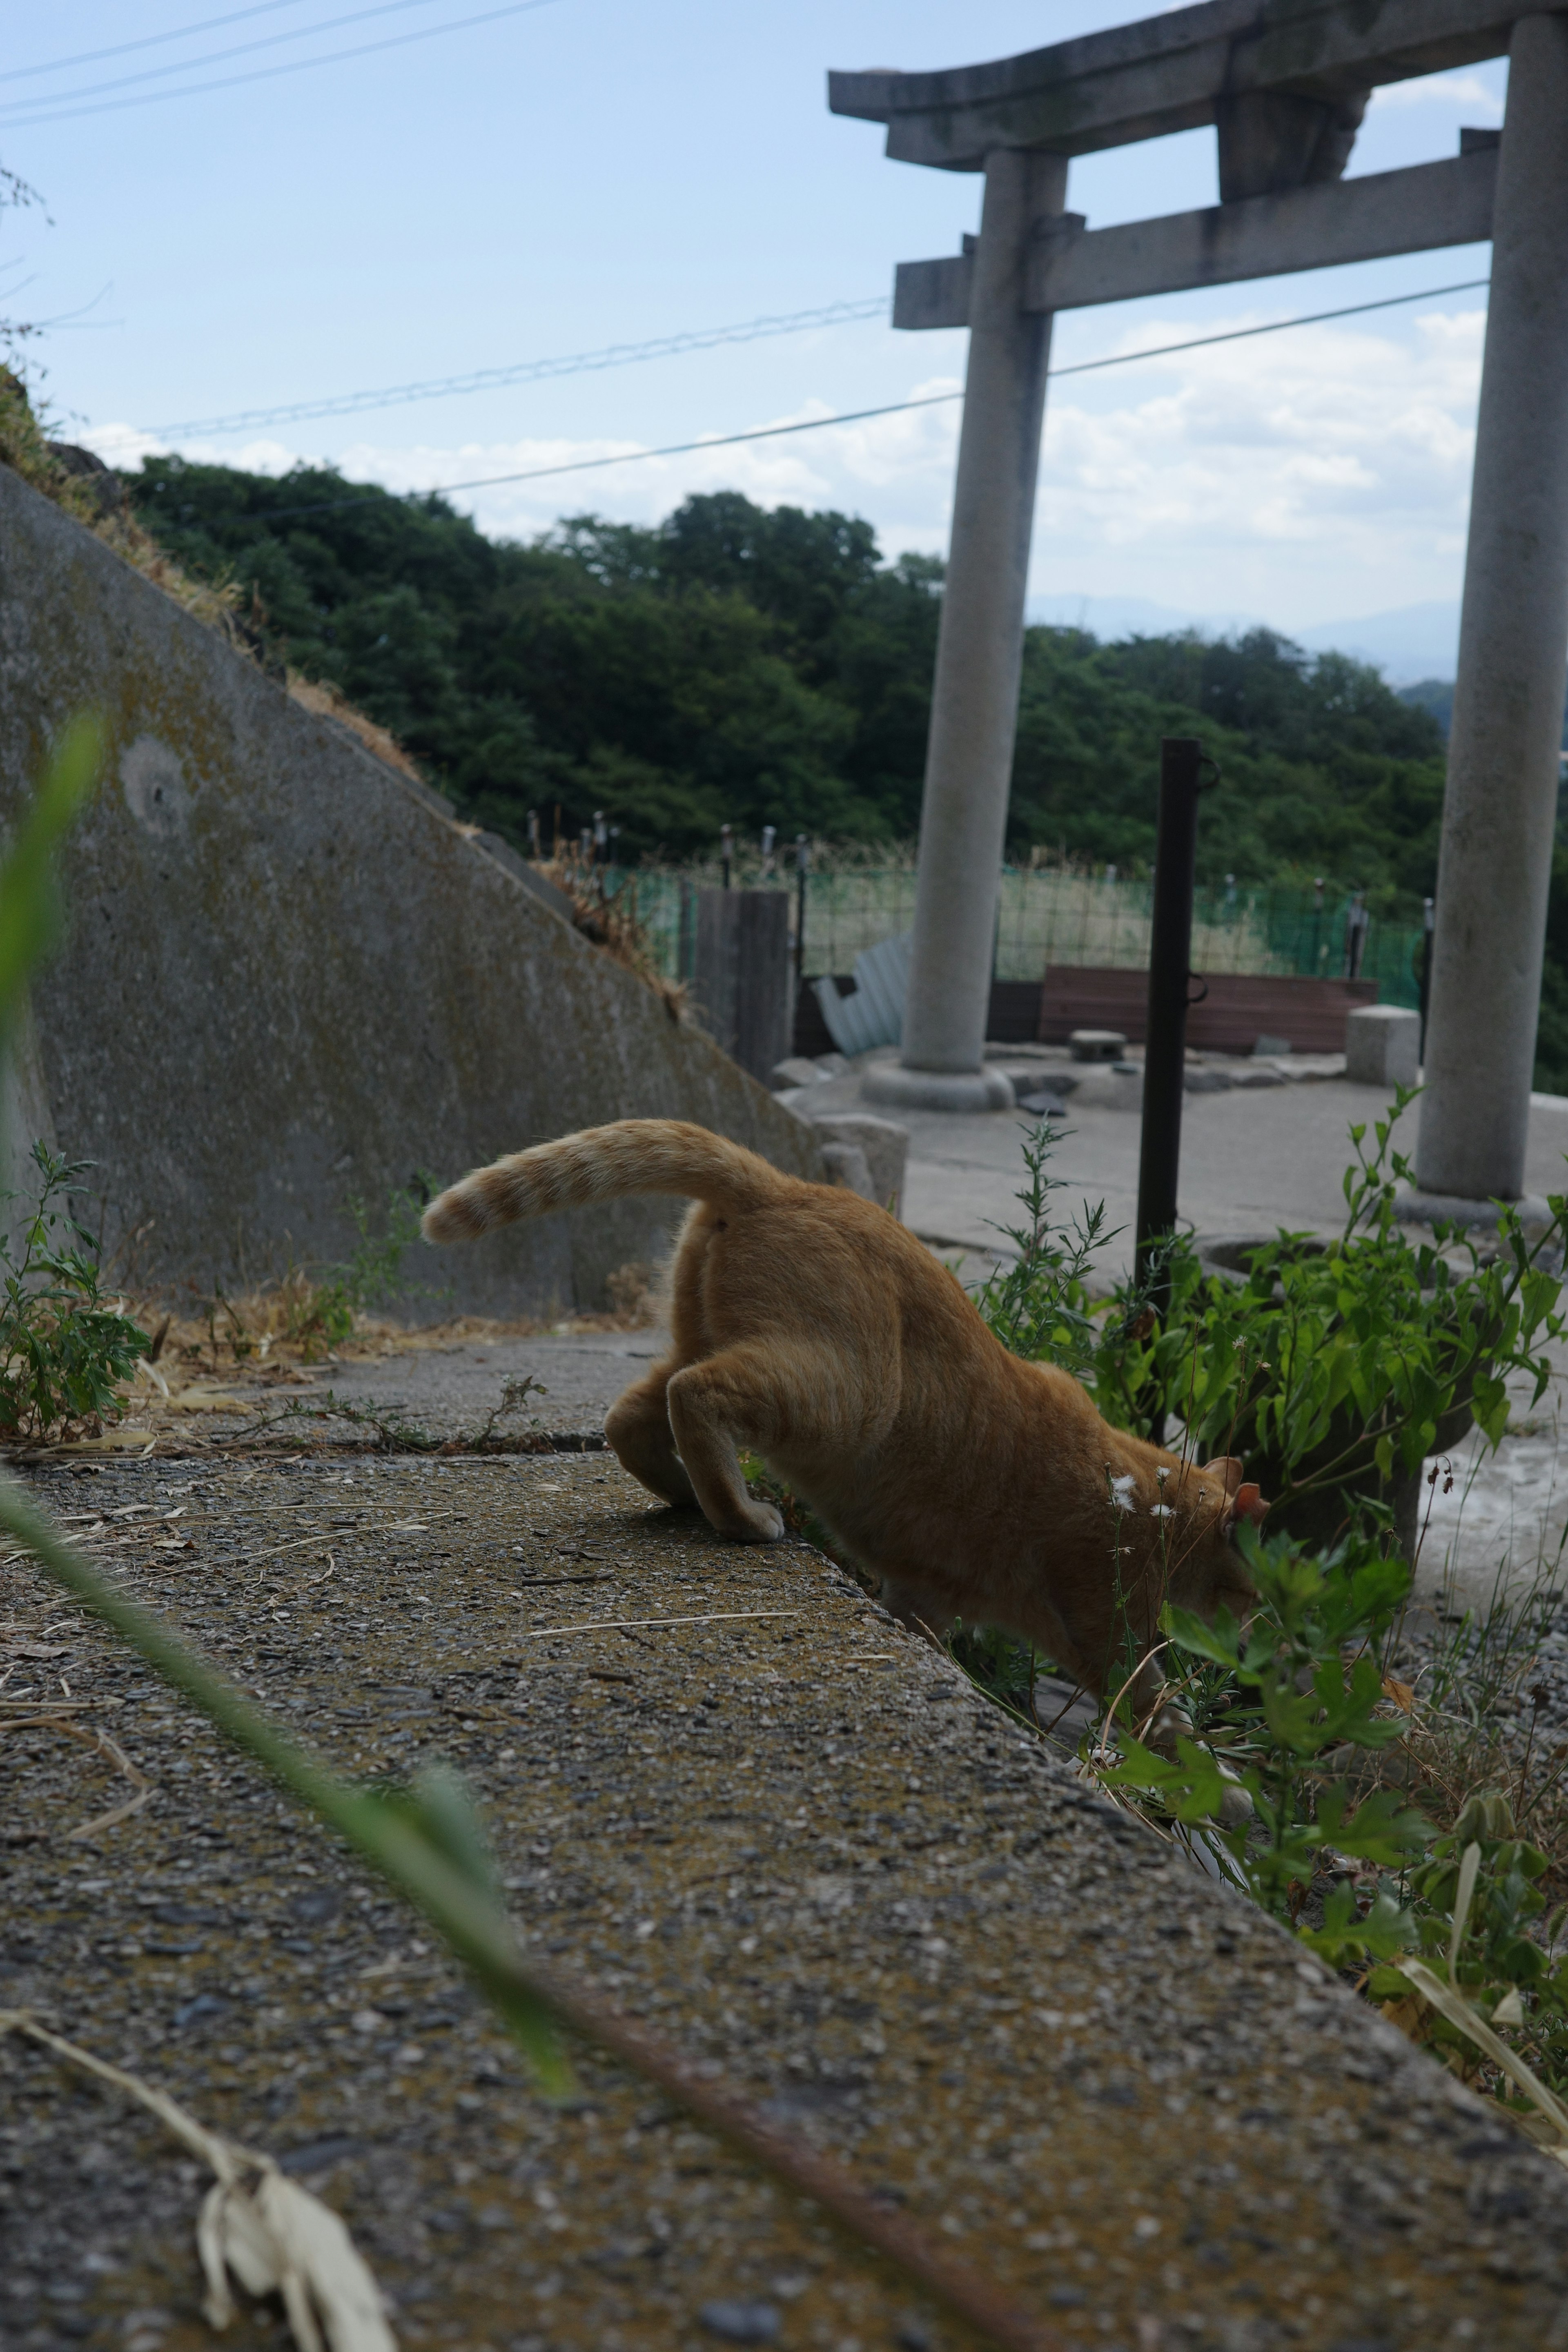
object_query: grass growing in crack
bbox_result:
[285,1180,435,1356]
[254,1373,552,1454]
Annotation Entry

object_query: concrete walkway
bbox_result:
[6,1449,1568,2352]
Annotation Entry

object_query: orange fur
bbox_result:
[423,1120,1259,1708]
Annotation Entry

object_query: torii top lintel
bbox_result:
[829,0,1549,191]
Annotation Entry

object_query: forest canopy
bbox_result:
[130,458,1445,895]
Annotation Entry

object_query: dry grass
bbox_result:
[111,1260,662,1396]
[539,851,689,1018]
[284,674,425,782]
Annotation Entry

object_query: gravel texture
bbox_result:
[4,1452,1568,2352]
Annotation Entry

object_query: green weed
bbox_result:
[0,1140,149,1443]
[287,1180,431,1355]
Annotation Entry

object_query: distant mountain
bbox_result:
[1025,592,1462,686]
[1025,591,1263,641]
[1294,602,1460,684]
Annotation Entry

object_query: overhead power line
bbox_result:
[150,272,1490,443]
[151,300,891,436]
[0,1,327,85]
[0,0,452,116]
[160,274,1491,527]
[0,0,561,131]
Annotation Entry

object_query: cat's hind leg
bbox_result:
[664,1345,790,1544]
[604,1361,697,1509]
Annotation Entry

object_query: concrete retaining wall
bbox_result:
[0,463,822,1318]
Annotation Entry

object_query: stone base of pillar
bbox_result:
[1394,1189,1554,1230]
[862,1063,1016,1114]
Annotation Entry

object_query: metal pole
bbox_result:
[1136,739,1206,1439]
[794,834,808,987]
[720,823,733,893]
[1419,895,1435,1064]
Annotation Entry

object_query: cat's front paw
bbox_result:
[732,1499,786,1544]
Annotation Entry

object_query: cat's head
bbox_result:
[1164,1455,1269,1608]
[1199,1455,1270,1535]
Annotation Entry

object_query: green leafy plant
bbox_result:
[1093,1091,1566,1548]
[0,1142,151,1441]
[1104,1523,1431,1916]
[973,1119,1119,1377]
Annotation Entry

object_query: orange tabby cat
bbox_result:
[423,1120,1265,1718]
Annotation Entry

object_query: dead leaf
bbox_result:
[1381,1674,1416,1713]
[0,1640,71,1659]
[0,2013,396,2352]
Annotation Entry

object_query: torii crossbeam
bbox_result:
[831,2,1568,1211]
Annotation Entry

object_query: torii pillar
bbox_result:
[833,2,1568,1183]
[1415,16,1568,1206]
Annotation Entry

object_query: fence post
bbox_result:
[794,835,809,987]
[1135,739,1208,1441]
[692,890,792,1082]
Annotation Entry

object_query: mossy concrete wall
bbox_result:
[0,463,821,1318]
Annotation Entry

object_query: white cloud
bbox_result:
[77,306,1489,634]
[1368,72,1505,121]
[1029,304,1485,622]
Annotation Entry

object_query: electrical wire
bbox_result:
[0,1,322,85]
[0,0,455,116]
[0,0,561,131]
[1046,273,1489,379]
[150,300,891,436]
[148,270,1490,441]
[159,273,1492,526]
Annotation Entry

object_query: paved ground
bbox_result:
[784,1051,1568,1276]
[7,1450,1568,2352]
[313,1332,672,1445]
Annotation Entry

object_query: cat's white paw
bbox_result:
[735,1500,785,1543]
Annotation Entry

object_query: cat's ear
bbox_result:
[1200,1455,1246,1497]
[1230,1482,1269,1527]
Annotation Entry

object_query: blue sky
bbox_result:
[0,3,1509,661]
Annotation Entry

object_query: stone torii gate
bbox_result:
[831,2,1568,1209]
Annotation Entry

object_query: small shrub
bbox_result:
[287,1182,429,1356]
[0,1142,149,1441]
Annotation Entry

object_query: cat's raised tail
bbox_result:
[421,1118,793,1245]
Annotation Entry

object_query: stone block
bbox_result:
[770,1056,825,1091]
[1069,1027,1127,1062]
[1346,1004,1421,1087]
[800,1112,909,1216]
[818,1141,874,1198]
[1069,1062,1143,1111]
[0,464,822,1319]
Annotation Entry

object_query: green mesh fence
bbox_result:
[594,866,1423,1007]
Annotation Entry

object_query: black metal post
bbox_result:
[1136,739,1206,1438]
[1419,894,1435,1063]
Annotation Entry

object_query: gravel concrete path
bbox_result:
[5,1451,1568,2352]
